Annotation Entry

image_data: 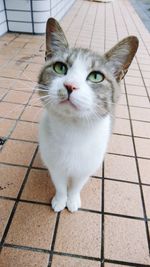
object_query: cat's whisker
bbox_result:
[28,94,50,106]
[37,83,49,89]
[44,98,57,108]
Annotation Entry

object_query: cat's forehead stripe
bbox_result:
[66,48,104,71]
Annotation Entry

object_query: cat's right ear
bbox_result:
[45,18,69,60]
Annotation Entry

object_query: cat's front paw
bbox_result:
[51,195,67,212]
[67,194,81,212]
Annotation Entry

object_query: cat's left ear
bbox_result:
[45,18,69,60]
[104,36,139,82]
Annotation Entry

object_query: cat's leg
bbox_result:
[67,176,89,212]
[50,169,68,212]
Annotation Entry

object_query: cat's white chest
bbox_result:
[39,111,111,178]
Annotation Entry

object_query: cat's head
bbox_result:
[38,18,138,120]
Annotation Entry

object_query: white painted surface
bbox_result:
[1,0,76,34]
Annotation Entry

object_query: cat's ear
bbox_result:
[104,36,139,81]
[45,18,69,60]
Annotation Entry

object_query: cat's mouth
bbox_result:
[59,99,78,110]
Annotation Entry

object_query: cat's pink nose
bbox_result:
[64,83,77,96]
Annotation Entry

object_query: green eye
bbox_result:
[53,62,67,75]
[87,71,104,83]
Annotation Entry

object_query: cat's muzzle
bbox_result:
[58,88,68,99]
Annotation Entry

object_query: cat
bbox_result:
[38,18,138,212]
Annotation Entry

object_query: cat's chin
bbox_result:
[59,99,78,110]
[46,104,93,121]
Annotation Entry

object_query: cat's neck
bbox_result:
[45,108,111,131]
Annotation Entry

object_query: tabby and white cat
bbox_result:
[38,18,138,212]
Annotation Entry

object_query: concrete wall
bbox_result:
[0,0,75,35]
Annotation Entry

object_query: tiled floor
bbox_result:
[0,0,150,266]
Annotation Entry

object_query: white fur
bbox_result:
[39,111,111,212]
[39,55,111,212]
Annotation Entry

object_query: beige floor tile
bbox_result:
[0,164,27,197]
[0,69,21,79]
[138,158,150,184]
[81,178,101,211]
[93,165,102,177]
[0,88,8,100]
[125,76,144,86]
[6,203,56,249]
[105,264,132,267]
[143,186,150,218]
[11,121,38,142]
[113,118,131,135]
[105,216,150,264]
[118,94,127,106]
[0,199,14,241]
[105,180,143,217]
[132,120,150,138]
[28,92,43,107]
[10,80,36,92]
[128,95,150,108]
[141,70,150,79]
[0,140,37,166]
[126,85,147,96]
[108,135,134,156]
[21,169,55,203]
[20,106,42,123]
[26,63,43,73]
[130,107,150,122]
[104,154,138,182]
[134,138,150,158]
[127,69,141,78]
[52,255,100,267]
[0,102,24,120]
[0,247,49,267]
[115,105,129,119]
[55,210,101,258]
[3,90,31,105]
[20,70,38,82]
[32,150,45,169]
[0,119,16,137]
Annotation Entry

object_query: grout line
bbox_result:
[4,243,50,254]
[104,211,144,221]
[113,133,150,140]
[103,177,139,186]
[3,243,101,262]
[105,258,150,267]
[0,146,38,250]
[53,251,101,262]
[47,213,61,267]
[0,195,146,221]
[107,152,150,160]
[4,244,150,266]
[118,0,150,254]
[8,137,38,144]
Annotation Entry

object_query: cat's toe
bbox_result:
[51,196,67,212]
[67,195,81,212]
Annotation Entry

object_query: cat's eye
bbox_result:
[87,71,104,83]
[53,62,67,75]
